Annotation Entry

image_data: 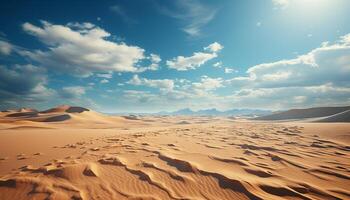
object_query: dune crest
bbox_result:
[41,105,90,114]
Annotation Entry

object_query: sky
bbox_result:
[0,0,350,113]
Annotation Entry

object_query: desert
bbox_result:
[1,0,350,199]
[0,105,350,200]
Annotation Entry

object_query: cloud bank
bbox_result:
[0,18,349,111]
[0,65,55,108]
[226,34,350,109]
[20,21,152,76]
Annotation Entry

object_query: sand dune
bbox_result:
[316,110,350,122]
[2,105,83,123]
[0,105,151,129]
[255,106,350,121]
[0,106,349,199]
[41,105,90,114]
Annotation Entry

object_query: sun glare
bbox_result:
[293,0,335,13]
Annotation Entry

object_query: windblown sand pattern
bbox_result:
[0,109,349,199]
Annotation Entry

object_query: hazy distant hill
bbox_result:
[255,106,350,121]
[156,108,272,116]
[108,108,271,117]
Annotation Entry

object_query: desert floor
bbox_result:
[0,116,350,200]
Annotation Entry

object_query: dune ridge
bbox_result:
[316,110,350,122]
[40,105,90,114]
[0,105,149,129]
[255,106,350,122]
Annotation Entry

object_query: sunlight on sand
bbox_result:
[0,106,349,199]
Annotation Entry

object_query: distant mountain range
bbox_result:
[109,108,272,117]
[108,106,350,122]
[157,108,272,116]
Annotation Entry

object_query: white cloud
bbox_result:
[167,52,216,71]
[204,42,223,53]
[20,21,150,76]
[119,75,227,112]
[225,33,350,109]
[192,76,223,92]
[100,79,109,84]
[125,74,224,105]
[241,40,350,88]
[137,53,162,72]
[59,86,86,99]
[224,67,237,74]
[256,22,262,27]
[0,40,12,55]
[261,71,291,81]
[166,42,223,71]
[272,0,289,9]
[294,96,307,103]
[112,33,350,111]
[127,74,142,85]
[127,75,174,92]
[156,0,217,36]
[122,90,159,104]
[67,22,95,29]
[150,53,161,63]
[227,83,350,110]
[342,34,350,44]
[97,72,113,79]
[213,62,222,68]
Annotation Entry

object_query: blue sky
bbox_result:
[0,0,350,112]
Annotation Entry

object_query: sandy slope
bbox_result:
[255,106,350,121]
[0,111,350,200]
[315,110,350,123]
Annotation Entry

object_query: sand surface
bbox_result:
[0,111,350,200]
